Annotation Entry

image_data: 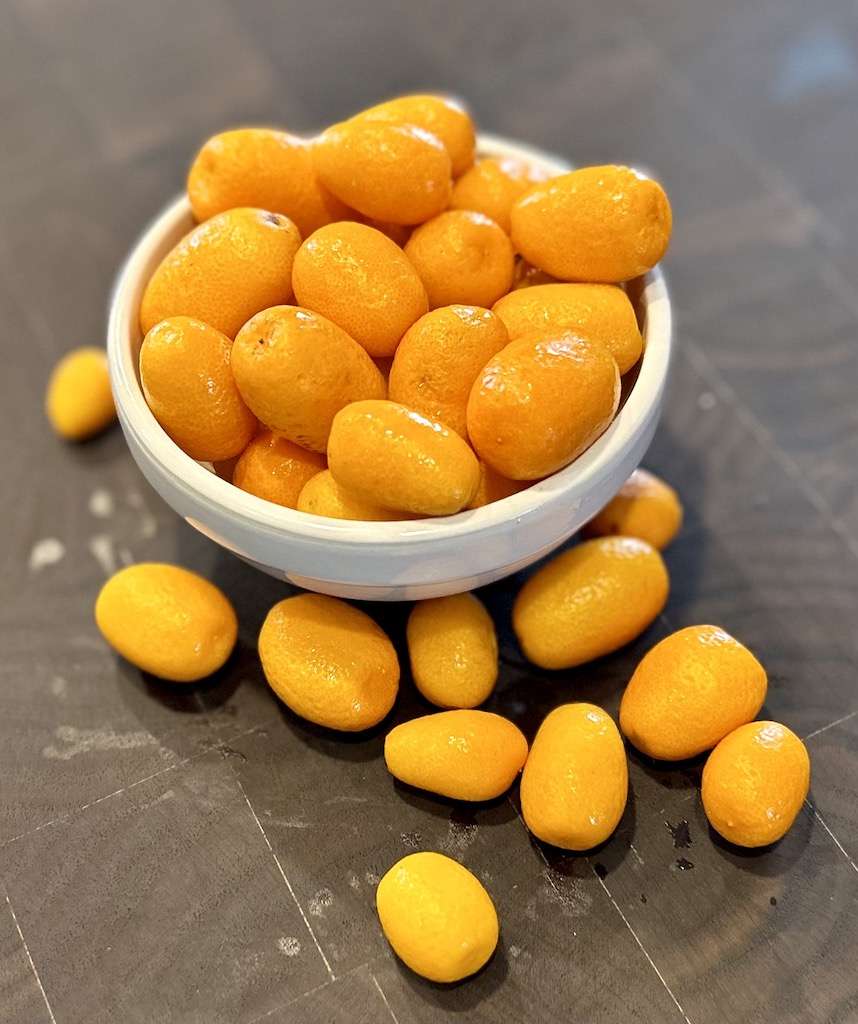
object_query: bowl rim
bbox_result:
[107,133,672,549]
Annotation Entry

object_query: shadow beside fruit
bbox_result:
[393,932,510,1009]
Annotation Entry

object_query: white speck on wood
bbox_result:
[277,816,311,829]
[88,534,116,575]
[50,676,68,698]
[42,725,160,760]
[88,489,114,518]
[138,789,175,812]
[697,391,716,411]
[308,888,334,917]
[231,950,263,983]
[540,868,592,916]
[71,634,105,650]
[440,816,478,853]
[140,513,158,539]
[28,538,65,573]
[277,936,301,957]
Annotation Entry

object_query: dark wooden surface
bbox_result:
[2,1,858,1021]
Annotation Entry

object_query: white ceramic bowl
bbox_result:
[107,135,672,601]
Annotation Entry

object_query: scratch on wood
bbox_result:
[4,886,57,1023]
[804,710,858,743]
[808,802,858,873]
[592,867,694,1024]
[371,973,401,1024]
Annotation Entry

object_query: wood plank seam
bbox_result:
[803,710,858,743]
[666,585,858,881]
[674,347,858,867]
[194,695,337,982]
[639,35,858,562]
[652,37,858,560]
[681,339,858,562]
[0,722,267,850]
[592,871,695,1024]
[243,955,390,1024]
[233,777,336,982]
[370,972,401,1024]
[3,884,57,1024]
[506,796,694,1024]
[807,802,858,874]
